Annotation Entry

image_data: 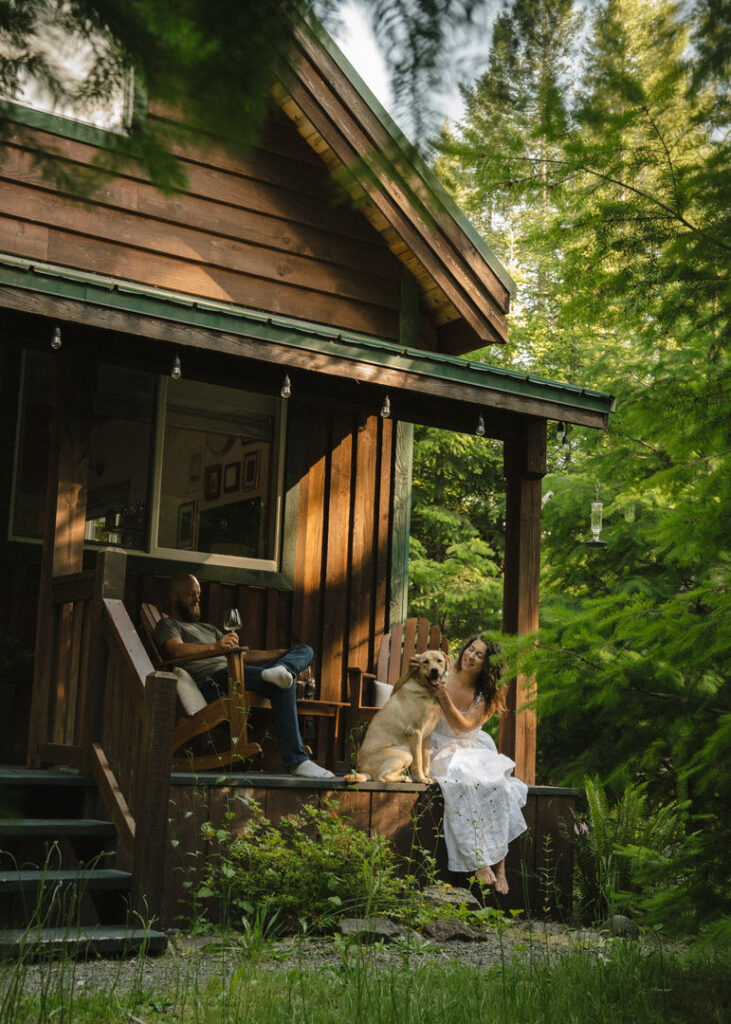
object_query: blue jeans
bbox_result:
[201,644,313,770]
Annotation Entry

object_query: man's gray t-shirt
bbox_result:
[154,617,226,684]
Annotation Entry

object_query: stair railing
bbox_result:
[28,546,177,919]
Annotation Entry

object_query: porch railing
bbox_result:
[28,547,176,918]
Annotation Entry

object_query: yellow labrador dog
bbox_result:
[345,649,450,784]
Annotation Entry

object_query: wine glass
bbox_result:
[222,608,242,638]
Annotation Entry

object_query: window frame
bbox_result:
[8,351,289,575]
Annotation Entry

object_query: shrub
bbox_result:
[198,798,418,933]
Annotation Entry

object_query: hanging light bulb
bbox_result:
[170,352,182,380]
[587,481,607,546]
[50,326,62,350]
[476,413,486,437]
[280,374,291,399]
[380,394,391,418]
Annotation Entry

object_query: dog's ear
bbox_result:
[443,653,454,675]
[413,651,427,663]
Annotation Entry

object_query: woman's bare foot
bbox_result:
[475,865,497,887]
[493,860,509,895]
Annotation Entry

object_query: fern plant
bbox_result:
[568,778,686,924]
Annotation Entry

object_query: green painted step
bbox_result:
[0,818,116,838]
[0,869,131,894]
[0,925,167,957]
[0,767,94,788]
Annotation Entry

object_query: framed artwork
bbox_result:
[189,451,202,483]
[177,501,197,549]
[242,450,260,491]
[223,460,241,493]
[204,463,221,501]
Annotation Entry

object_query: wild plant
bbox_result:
[568,777,686,924]
[197,797,419,933]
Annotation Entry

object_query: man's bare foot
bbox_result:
[475,865,497,887]
[493,861,509,895]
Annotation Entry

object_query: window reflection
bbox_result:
[157,378,278,560]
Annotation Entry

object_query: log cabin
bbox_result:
[0,14,614,934]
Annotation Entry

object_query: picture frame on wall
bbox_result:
[242,450,260,491]
[189,451,202,483]
[204,464,221,501]
[223,460,241,493]
[177,501,197,549]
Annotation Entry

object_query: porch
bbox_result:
[15,547,578,927]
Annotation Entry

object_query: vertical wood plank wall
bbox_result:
[292,406,395,703]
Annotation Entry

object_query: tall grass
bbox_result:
[2,939,728,1024]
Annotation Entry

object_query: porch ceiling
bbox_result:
[0,253,615,432]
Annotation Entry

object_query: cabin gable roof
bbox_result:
[273,17,515,356]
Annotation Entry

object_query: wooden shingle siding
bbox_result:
[0,108,406,339]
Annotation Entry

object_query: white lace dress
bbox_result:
[429,710,529,871]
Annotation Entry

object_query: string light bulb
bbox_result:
[380,394,391,418]
[476,414,486,437]
[170,352,182,380]
[280,374,291,399]
[50,326,62,350]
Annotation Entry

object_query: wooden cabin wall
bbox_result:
[0,107,405,340]
[292,405,394,703]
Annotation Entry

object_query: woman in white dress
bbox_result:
[427,635,528,894]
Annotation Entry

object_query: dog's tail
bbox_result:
[343,771,371,783]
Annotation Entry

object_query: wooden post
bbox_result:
[500,417,547,786]
[27,341,94,766]
[78,547,128,771]
[131,670,177,921]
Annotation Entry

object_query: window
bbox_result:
[151,378,283,564]
[11,351,285,571]
[0,5,134,133]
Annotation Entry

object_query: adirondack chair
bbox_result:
[345,617,449,759]
[139,603,348,772]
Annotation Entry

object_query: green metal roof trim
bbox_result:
[298,15,517,300]
[0,254,614,417]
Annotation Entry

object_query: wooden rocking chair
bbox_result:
[140,603,348,772]
[345,617,449,759]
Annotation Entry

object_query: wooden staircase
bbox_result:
[0,767,167,958]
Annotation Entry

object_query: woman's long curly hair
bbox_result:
[457,635,508,718]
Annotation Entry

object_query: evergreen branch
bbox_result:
[627,683,728,717]
[492,153,731,253]
[641,104,680,199]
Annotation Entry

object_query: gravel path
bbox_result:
[8,922,614,996]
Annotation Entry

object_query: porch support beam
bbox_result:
[499,417,546,786]
[27,339,93,766]
[0,288,613,431]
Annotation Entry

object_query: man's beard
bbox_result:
[175,601,200,623]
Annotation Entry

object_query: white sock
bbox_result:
[260,665,294,689]
[289,760,334,779]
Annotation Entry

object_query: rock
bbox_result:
[599,915,640,939]
[337,917,416,944]
[420,885,481,911]
[422,918,486,942]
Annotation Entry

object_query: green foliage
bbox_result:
[427,0,730,939]
[409,426,505,637]
[198,797,417,933]
[568,778,686,925]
